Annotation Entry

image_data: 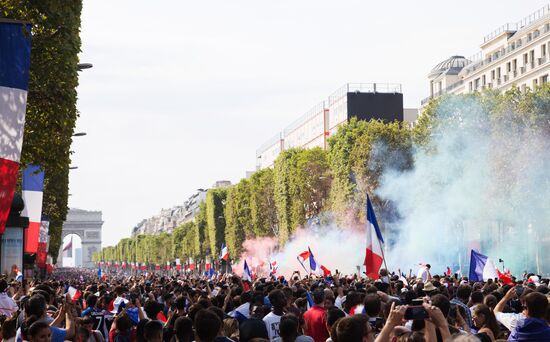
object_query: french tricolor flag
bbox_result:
[243,259,252,282]
[469,250,498,282]
[22,165,44,253]
[364,195,384,279]
[220,243,229,261]
[0,21,32,234]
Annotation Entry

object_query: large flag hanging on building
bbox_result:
[469,250,498,282]
[36,216,49,268]
[364,195,384,279]
[63,236,73,258]
[220,243,229,261]
[0,21,32,234]
[21,165,44,253]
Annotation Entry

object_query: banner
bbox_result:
[0,21,32,234]
[1,227,24,277]
[22,165,44,253]
[36,218,49,268]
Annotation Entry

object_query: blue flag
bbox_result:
[308,247,318,272]
[243,260,252,281]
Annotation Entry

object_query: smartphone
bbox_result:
[405,306,429,320]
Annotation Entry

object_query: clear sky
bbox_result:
[69,0,550,247]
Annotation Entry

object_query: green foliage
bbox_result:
[225,179,252,256]
[249,168,277,237]
[273,148,330,244]
[206,188,227,258]
[1,1,83,263]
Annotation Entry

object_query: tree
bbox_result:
[1,1,83,263]
[206,188,227,258]
[225,179,252,256]
[249,168,277,237]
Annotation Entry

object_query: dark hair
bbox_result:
[114,313,133,332]
[268,289,286,309]
[25,294,47,317]
[327,308,346,327]
[143,300,163,319]
[174,316,193,342]
[175,295,187,310]
[1,314,16,340]
[525,292,548,318]
[396,331,425,342]
[364,294,381,317]
[470,290,483,304]
[0,279,8,292]
[456,285,472,301]
[28,321,50,339]
[473,304,499,338]
[194,309,221,342]
[86,294,98,308]
[431,294,451,318]
[334,315,369,342]
[279,314,299,342]
[312,289,325,305]
[144,320,163,341]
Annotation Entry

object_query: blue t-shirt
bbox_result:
[16,326,66,342]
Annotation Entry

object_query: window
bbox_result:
[497,67,501,79]
[513,59,517,71]
[469,82,473,91]
[491,70,496,80]
[482,75,486,86]
[474,78,480,90]
[533,79,538,89]
[542,44,547,57]
[524,53,529,64]
[507,62,511,72]
[542,75,548,84]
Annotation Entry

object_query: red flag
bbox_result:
[496,268,514,285]
[446,266,451,276]
[320,265,331,277]
[298,251,310,262]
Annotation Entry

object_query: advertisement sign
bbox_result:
[1,227,24,277]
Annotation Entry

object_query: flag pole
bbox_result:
[296,257,309,274]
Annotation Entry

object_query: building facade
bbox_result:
[423,5,550,105]
[256,83,415,169]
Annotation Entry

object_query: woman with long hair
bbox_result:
[472,304,499,341]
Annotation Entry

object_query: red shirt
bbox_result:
[303,306,328,342]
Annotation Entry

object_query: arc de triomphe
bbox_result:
[59,209,103,268]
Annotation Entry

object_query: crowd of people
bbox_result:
[0,266,548,342]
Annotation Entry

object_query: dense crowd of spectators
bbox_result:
[0,266,548,342]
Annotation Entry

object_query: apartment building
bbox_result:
[256,83,414,169]
[423,5,550,105]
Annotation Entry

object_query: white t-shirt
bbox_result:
[417,267,430,282]
[263,311,282,342]
[0,292,18,316]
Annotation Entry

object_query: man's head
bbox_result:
[312,289,325,306]
[524,292,548,319]
[268,289,286,311]
[279,314,300,340]
[456,284,472,302]
[364,294,381,317]
[326,307,346,329]
[431,294,451,318]
[194,309,221,342]
[143,320,163,342]
[0,279,8,293]
[335,315,373,342]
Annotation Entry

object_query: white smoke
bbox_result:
[378,96,550,276]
